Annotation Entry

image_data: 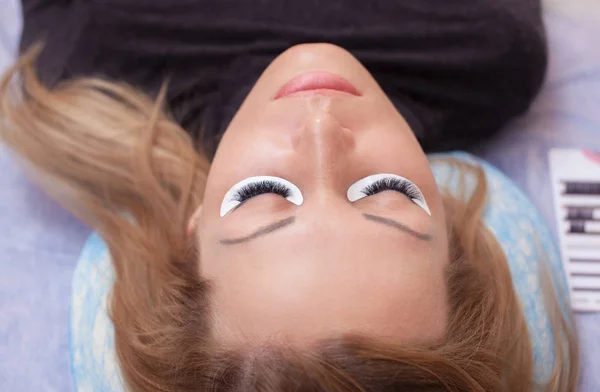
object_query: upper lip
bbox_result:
[274,71,362,100]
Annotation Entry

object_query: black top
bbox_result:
[21,0,547,159]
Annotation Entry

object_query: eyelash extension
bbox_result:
[234,180,292,203]
[362,177,421,199]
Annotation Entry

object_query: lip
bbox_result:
[274,71,362,100]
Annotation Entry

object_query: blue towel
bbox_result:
[70,152,569,391]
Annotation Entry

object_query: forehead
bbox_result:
[202,220,449,347]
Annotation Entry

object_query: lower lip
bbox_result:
[274,72,362,100]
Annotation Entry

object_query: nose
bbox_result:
[290,100,356,183]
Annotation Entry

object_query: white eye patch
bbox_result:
[220,176,303,217]
[347,173,431,216]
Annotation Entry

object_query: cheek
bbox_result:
[357,133,437,195]
[201,172,226,221]
[361,131,425,167]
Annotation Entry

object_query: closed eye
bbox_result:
[220,176,303,217]
[347,174,431,216]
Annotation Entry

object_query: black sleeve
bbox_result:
[19,0,219,154]
[19,0,89,87]
[364,0,548,152]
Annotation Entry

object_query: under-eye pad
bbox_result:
[70,152,569,391]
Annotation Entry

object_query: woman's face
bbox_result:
[195,44,449,347]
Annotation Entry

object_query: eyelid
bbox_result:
[347,173,431,216]
[220,176,303,217]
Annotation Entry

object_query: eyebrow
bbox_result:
[362,213,433,241]
[219,213,432,246]
[219,216,296,245]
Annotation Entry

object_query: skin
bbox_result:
[191,43,450,348]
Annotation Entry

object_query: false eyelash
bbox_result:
[234,180,291,203]
[362,177,421,199]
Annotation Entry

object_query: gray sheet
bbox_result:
[0,3,598,390]
[473,14,600,389]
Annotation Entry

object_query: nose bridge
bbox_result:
[291,99,355,181]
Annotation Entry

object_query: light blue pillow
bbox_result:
[70,152,569,391]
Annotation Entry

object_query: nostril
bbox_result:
[290,117,356,153]
[290,130,302,151]
[340,125,356,150]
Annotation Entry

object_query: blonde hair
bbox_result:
[1,46,579,392]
